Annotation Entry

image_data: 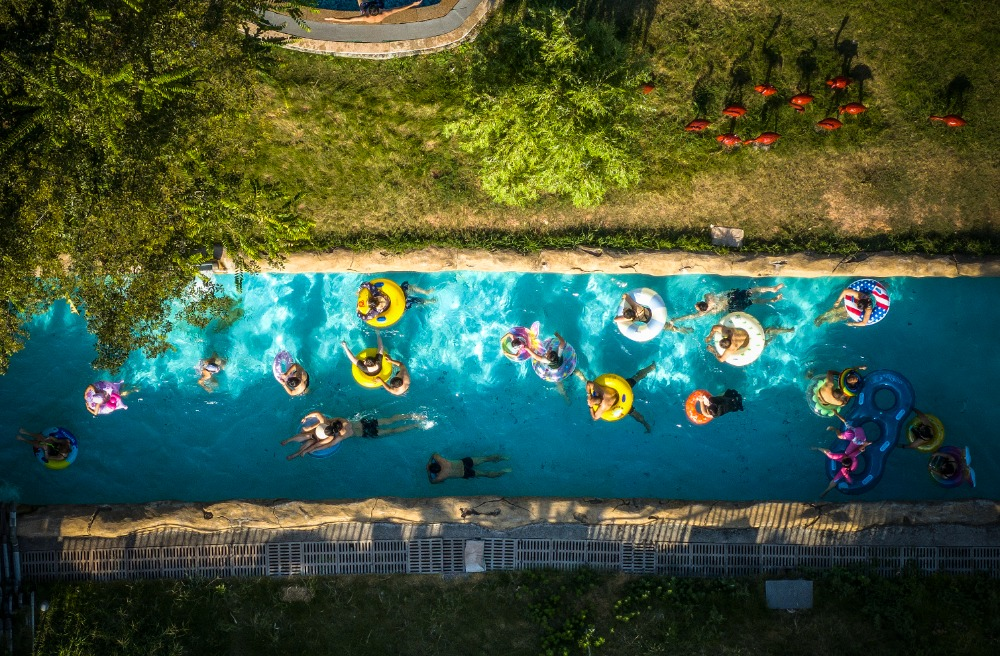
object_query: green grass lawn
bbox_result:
[23,568,1000,655]
[252,0,1000,253]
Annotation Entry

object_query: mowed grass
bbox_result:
[25,568,1000,655]
[251,0,1000,252]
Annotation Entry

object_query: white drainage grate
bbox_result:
[16,540,1000,581]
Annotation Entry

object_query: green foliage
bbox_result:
[0,0,311,373]
[445,7,650,208]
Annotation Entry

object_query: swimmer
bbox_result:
[814,288,873,327]
[83,380,135,415]
[809,366,867,408]
[400,281,436,309]
[898,408,936,450]
[282,411,348,460]
[358,281,391,318]
[280,363,310,397]
[378,354,411,396]
[576,364,655,433]
[814,442,869,498]
[16,428,72,462]
[614,293,691,334]
[929,448,975,487]
[694,389,744,418]
[324,0,422,24]
[705,324,794,363]
[341,331,386,376]
[826,424,871,451]
[527,331,567,370]
[673,284,785,323]
[197,355,225,393]
[427,453,510,483]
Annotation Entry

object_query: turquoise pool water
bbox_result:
[0,272,994,504]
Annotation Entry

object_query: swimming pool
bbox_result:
[0,272,994,504]
[316,0,440,13]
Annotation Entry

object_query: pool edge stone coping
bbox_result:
[18,498,1000,541]
[218,248,1000,278]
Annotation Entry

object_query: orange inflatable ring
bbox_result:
[685,390,714,425]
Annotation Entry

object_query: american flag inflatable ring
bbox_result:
[845,279,890,325]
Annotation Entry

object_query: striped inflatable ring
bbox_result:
[845,279,890,325]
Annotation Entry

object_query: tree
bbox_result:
[0,0,310,373]
[445,7,651,208]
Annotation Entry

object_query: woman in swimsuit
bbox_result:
[341,331,387,376]
[814,289,872,327]
[17,428,72,462]
[197,355,225,393]
[282,411,349,460]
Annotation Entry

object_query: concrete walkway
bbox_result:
[264,0,495,58]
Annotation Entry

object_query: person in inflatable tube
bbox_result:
[814,287,872,327]
[810,366,866,409]
[929,447,976,488]
[84,380,136,415]
[673,283,785,323]
[706,323,794,364]
[274,353,310,397]
[17,428,74,463]
[341,331,387,376]
[197,355,225,393]
[576,364,655,432]
[687,389,744,424]
[814,440,871,498]
[324,0,423,24]
[897,408,940,451]
[614,293,690,334]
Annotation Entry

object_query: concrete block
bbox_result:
[765,579,813,609]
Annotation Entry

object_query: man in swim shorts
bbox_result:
[576,364,655,432]
[705,389,744,417]
[197,355,225,393]
[341,331,386,376]
[814,288,873,327]
[378,354,411,396]
[324,0,422,24]
[614,293,692,334]
[426,453,510,483]
[674,284,784,322]
[400,281,436,309]
[705,324,794,363]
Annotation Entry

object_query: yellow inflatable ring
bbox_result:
[592,373,634,422]
[904,413,945,453]
[358,279,406,328]
[351,348,394,388]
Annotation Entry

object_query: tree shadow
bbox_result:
[795,38,819,92]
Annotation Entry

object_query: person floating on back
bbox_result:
[427,453,510,483]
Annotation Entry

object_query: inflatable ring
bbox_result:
[358,279,406,328]
[712,312,766,367]
[904,413,945,453]
[531,338,577,383]
[34,427,78,470]
[351,347,393,388]
[838,368,864,397]
[591,373,633,422]
[500,322,542,362]
[845,279,890,325]
[309,441,343,459]
[616,288,668,343]
[929,445,971,488]
[808,376,840,417]
[685,390,713,425]
[273,350,295,383]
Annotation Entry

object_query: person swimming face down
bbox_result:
[325,419,345,437]
[695,300,710,313]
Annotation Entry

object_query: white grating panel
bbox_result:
[302,542,339,575]
[482,539,517,570]
[21,550,60,580]
[728,544,762,576]
[267,542,302,576]
[621,543,656,574]
[759,545,797,574]
[231,544,268,577]
[127,547,163,579]
[161,547,201,579]
[88,548,127,580]
[690,544,727,577]
[586,541,621,570]
[372,541,408,574]
[549,540,588,570]
[657,543,692,575]
[797,545,833,569]
[440,539,466,573]
[408,539,443,574]
[517,539,553,569]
